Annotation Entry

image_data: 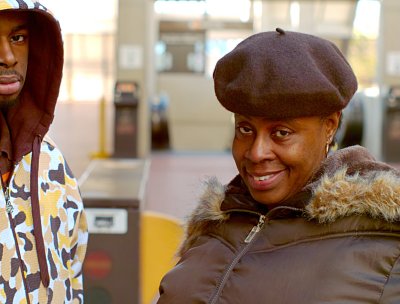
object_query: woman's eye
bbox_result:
[274,130,290,138]
[238,126,253,135]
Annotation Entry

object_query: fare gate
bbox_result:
[79,159,149,304]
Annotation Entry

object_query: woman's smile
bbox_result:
[232,113,340,207]
[245,169,286,191]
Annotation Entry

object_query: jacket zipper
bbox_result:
[2,172,32,304]
[209,213,267,304]
[208,205,303,304]
[244,214,266,243]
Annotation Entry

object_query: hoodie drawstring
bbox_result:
[30,134,50,288]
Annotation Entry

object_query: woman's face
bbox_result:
[232,112,340,207]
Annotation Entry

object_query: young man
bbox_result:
[0,1,88,303]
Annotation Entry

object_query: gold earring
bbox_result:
[325,137,332,155]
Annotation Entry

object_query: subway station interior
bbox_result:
[38,0,400,303]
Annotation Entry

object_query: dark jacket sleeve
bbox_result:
[379,254,400,304]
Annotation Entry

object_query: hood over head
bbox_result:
[1,0,63,162]
[0,0,63,289]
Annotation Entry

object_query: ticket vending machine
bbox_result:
[383,86,400,162]
[113,81,139,158]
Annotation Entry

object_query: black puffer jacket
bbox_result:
[158,146,400,304]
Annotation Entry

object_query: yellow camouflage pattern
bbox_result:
[0,137,88,303]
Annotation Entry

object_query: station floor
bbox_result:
[49,101,400,221]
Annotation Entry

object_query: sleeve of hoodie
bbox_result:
[70,206,88,299]
[63,161,88,299]
[379,252,400,304]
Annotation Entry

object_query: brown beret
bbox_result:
[213,28,358,119]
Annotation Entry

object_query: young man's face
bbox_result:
[0,11,29,108]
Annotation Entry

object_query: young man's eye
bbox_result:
[11,34,27,43]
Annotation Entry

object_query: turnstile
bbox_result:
[79,158,149,304]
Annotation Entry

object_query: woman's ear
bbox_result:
[325,111,342,139]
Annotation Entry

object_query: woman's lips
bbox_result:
[246,170,285,191]
[0,76,22,95]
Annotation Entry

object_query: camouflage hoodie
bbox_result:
[0,1,88,303]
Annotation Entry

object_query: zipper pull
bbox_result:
[5,188,13,214]
[244,214,266,243]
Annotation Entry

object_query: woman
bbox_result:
[157,29,400,303]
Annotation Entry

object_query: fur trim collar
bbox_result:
[307,168,400,223]
[179,147,400,255]
[193,168,400,224]
[181,177,229,251]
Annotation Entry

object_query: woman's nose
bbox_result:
[0,39,17,68]
[245,135,274,163]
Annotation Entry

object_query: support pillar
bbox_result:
[376,0,400,162]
